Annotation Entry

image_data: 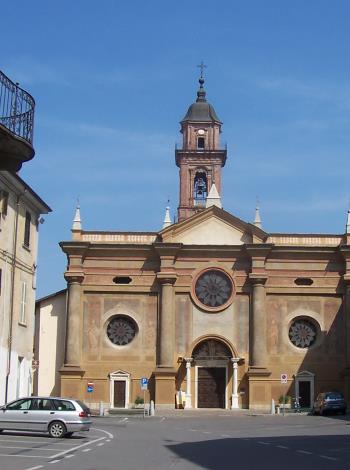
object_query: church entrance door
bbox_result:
[109,370,130,409]
[197,367,226,408]
[295,371,314,410]
[298,381,311,408]
[114,381,126,408]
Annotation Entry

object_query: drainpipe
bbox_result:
[5,190,24,403]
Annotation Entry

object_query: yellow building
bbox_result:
[47,76,350,411]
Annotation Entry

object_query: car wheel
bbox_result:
[65,432,74,438]
[48,421,67,438]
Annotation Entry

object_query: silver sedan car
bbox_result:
[0,396,92,438]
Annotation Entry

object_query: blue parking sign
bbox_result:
[140,377,148,390]
[87,382,94,393]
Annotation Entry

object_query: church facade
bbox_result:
[57,77,350,411]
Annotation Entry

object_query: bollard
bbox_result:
[99,401,104,416]
[271,399,275,415]
[276,405,280,415]
[150,400,155,416]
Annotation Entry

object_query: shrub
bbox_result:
[134,395,144,405]
[278,395,291,404]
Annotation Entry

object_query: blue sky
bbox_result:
[2,1,350,298]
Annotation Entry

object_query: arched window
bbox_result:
[197,137,205,149]
[193,339,232,359]
[194,172,207,206]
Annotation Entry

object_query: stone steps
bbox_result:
[107,408,147,416]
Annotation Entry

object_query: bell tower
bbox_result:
[176,69,227,221]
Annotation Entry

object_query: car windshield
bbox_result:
[325,392,343,400]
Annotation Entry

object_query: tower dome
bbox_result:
[181,76,222,124]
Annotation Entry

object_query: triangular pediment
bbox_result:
[109,369,130,378]
[160,206,267,245]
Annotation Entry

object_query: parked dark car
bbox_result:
[313,392,347,416]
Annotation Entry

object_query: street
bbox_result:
[0,412,350,469]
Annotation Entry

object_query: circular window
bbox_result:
[106,315,137,346]
[289,318,317,348]
[194,269,234,311]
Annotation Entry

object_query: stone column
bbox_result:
[157,274,177,367]
[185,358,193,409]
[231,358,240,409]
[64,273,84,367]
[249,276,268,369]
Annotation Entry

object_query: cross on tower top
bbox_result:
[197,61,207,79]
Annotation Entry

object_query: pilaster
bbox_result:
[246,245,272,384]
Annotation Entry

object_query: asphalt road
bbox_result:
[1,412,350,469]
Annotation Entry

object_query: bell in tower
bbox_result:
[176,66,227,221]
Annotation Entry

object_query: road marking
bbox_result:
[0,444,64,451]
[25,466,44,470]
[0,438,73,446]
[221,434,231,437]
[297,450,312,455]
[202,431,211,434]
[120,417,128,423]
[50,460,60,464]
[97,443,104,446]
[82,448,91,452]
[319,455,338,461]
[65,454,74,459]
[160,417,165,422]
[276,445,289,449]
[91,427,114,439]
[49,436,105,459]
[258,441,270,445]
[0,454,48,459]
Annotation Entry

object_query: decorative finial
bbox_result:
[72,198,82,231]
[197,61,207,79]
[254,198,262,229]
[206,183,222,209]
[162,203,172,229]
[196,61,207,103]
[346,203,350,234]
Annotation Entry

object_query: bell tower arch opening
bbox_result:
[175,71,227,222]
[194,171,208,207]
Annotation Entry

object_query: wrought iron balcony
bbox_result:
[0,70,35,172]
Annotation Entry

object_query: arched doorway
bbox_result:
[192,339,232,409]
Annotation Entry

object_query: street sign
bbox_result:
[280,373,288,384]
[140,377,148,391]
[87,382,94,393]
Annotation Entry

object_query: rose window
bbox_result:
[289,319,317,348]
[107,316,137,346]
[194,269,233,309]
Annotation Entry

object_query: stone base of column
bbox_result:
[154,367,176,408]
[60,365,85,398]
[231,394,239,409]
[185,394,192,409]
[247,372,273,411]
[247,366,271,377]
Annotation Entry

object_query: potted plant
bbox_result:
[278,395,291,409]
[134,396,144,408]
